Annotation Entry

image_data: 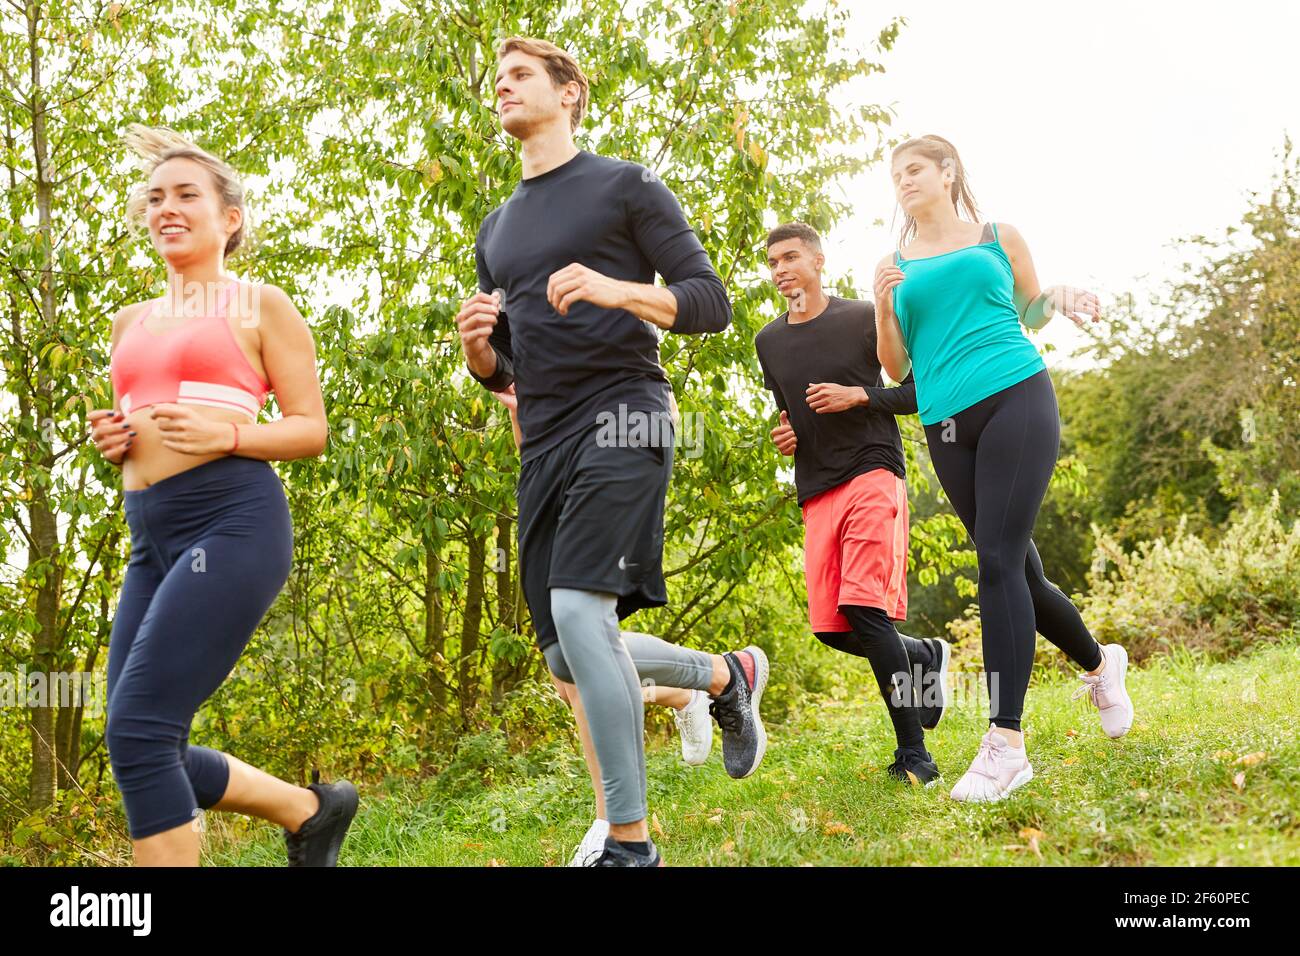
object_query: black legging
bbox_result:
[923,369,1102,731]
[816,606,932,750]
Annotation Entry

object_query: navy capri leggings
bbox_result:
[106,456,293,839]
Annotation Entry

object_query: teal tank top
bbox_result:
[892,222,1046,426]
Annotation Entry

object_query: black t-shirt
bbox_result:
[470,150,731,461]
[754,295,917,504]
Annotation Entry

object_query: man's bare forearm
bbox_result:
[466,345,498,380]
[618,281,679,330]
[509,408,522,449]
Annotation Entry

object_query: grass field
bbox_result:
[207,638,1300,866]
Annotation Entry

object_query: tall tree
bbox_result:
[3,0,910,818]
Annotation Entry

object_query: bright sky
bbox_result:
[830,0,1300,367]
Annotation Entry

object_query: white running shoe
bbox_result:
[568,818,610,867]
[949,727,1034,803]
[1072,643,1134,739]
[674,689,713,766]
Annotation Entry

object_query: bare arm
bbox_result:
[756,342,797,456]
[220,284,328,461]
[873,254,912,381]
[998,223,1100,330]
[998,222,1051,330]
[489,384,523,450]
[617,280,680,330]
[89,304,150,466]
[547,165,731,333]
[458,291,511,386]
[461,235,515,391]
[547,268,682,328]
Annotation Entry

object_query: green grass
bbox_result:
[206,638,1300,866]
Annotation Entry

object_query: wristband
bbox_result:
[230,422,240,453]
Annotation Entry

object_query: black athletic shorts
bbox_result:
[517,419,674,650]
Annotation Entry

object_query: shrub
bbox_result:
[1079,493,1300,661]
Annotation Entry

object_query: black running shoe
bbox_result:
[708,645,769,779]
[916,637,952,731]
[590,835,663,867]
[887,745,942,787]
[284,780,359,867]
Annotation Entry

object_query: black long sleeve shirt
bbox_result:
[754,295,917,504]
[470,150,731,461]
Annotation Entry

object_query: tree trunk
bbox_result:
[26,2,63,808]
[56,635,99,791]
[457,528,486,728]
[491,515,527,712]
[424,540,447,711]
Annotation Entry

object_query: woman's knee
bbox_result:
[105,704,181,782]
[104,702,133,762]
[976,543,1022,588]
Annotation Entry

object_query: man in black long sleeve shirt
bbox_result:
[455,37,767,866]
[756,222,949,786]
[470,149,730,459]
[756,293,917,505]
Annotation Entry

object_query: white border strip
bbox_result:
[177,380,261,420]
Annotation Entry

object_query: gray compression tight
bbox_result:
[543,587,716,824]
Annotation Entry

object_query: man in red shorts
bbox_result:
[756,222,951,785]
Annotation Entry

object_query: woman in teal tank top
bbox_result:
[890,220,1045,426]
[872,135,1135,803]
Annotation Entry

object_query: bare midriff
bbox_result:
[120,403,252,490]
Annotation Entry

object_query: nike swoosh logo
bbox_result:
[618,556,638,571]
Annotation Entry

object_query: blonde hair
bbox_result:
[892,134,980,246]
[123,124,247,258]
[496,37,589,132]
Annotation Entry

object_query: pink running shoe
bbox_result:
[949,727,1034,803]
[1072,643,1134,739]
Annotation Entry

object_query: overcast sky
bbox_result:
[829,0,1299,367]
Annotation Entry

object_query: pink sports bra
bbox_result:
[110,280,271,422]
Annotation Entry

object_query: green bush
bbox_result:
[1080,494,1300,661]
